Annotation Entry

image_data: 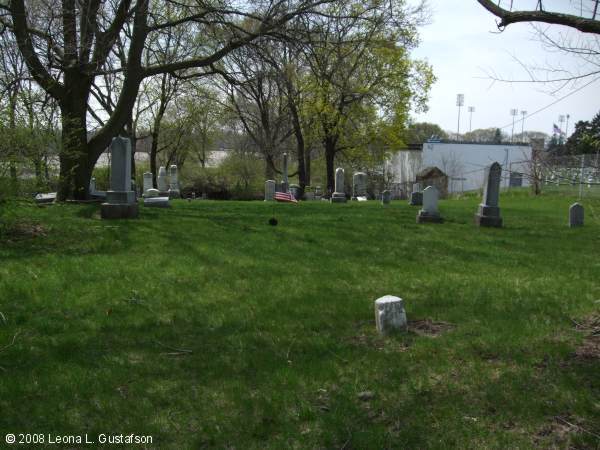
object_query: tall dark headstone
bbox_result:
[282,153,289,193]
[101,137,139,219]
[264,180,275,201]
[475,162,502,227]
[569,202,584,227]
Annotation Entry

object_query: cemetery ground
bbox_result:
[0,190,599,449]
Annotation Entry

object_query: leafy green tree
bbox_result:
[493,128,503,144]
[302,0,433,192]
[461,127,506,143]
[0,0,337,200]
[566,112,600,154]
[405,122,447,143]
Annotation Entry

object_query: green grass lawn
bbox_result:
[0,191,599,449]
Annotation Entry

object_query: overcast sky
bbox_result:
[410,1,600,137]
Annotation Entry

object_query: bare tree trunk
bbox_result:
[265,154,276,180]
[8,93,18,191]
[290,107,306,195]
[325,138,336,194]
[305,148,311,186]
[58,101,94,200]
[150,130,159,187]
[125,118,136,184]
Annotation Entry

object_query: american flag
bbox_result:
[553,123,563,135]
[274,191,298,203]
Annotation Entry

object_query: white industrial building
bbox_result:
[386,141,533,194]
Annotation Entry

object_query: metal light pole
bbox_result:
[510,109,518,143]
[468,106,475,133]
[565,114,571,138]
[456,94,464,140]
[520,110,527,141]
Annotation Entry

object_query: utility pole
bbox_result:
[456,94,464,140]
[510,109,518,143]
[520,110,527,141]
[468,106,475,133]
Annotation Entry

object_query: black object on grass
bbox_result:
[269,217,278,226]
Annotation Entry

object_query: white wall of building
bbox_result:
[388,142,532,193]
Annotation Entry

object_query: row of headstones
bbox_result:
[264,163,498,228]
[264,168,369,202]
[545,170,599,187]
[411,163,586,227]
[142,166,180,200]
[267,161,585,228]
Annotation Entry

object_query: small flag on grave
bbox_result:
[274,191,298,203]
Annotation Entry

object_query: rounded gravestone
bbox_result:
[569,202,584,227]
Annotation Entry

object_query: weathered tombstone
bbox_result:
[131,179,138,200]
[314,185,322,201]
[265,180,276,201]
[146,188,159,197]
[417,186,443,223]
[352,172,367,200]
[157,166,168,194]
[509,172,523,187]
[88,176,106,199]
[142,172,154,197]
[143,196,170,208]
[475,162,502,227]
[381,190,391,205]
[374,295,407,335]
[101,137,138,219]
[282,153,289,193]
[34,193,56,204]
[569,202,584,227]
[168,165,181,199]
[330,168,347,203]
[289,184,301,200]
[409,182,422,206]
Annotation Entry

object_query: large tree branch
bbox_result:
[8,0,64,99]
[88,0,147,156]
[142,31,261,77]
[91,0,133,69]
[79,0,101,64]
[142,0,332,77]
[477,0,600,34]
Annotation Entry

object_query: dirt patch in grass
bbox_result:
[572,313,600,361]
[346,321,410,352]
[347,319,454,351]
[533,415,600,449]
[408,319,454,337]
[1,221,47,241]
